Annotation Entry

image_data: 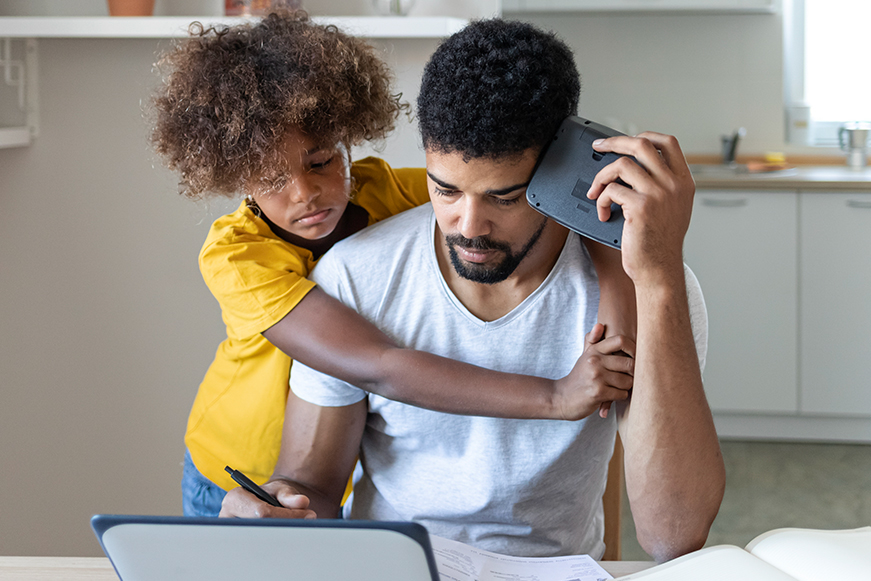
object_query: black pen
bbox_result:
[224,466,282,507]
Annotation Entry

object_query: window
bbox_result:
[783,0,871,146]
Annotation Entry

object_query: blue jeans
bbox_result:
[181,450,227,517]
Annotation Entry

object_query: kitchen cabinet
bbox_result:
[684,191,798,414]
[685,185,871,441]
[800,192,871,416]
[502,0,775,13]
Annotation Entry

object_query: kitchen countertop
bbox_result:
[689,164,871,191]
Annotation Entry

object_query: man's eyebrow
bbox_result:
[426,171,531,196]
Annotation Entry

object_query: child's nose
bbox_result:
[287,174,319,204]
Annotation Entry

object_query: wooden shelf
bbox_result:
[502,0,775,13]
[0,16,468,39]
[0,127,30,148]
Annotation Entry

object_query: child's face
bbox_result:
[251,129,352,241]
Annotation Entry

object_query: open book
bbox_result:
[617,526,871,581]
[429,534,613,581]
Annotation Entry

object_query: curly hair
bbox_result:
[417,19,580,160]
[150,10,407,199]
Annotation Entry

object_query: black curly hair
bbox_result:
[150,10,407,199]
[417,18,580,160]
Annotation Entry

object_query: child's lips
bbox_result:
[295,208,332,226]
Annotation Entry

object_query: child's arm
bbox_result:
[262,287,635,421]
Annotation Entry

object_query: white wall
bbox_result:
[0,37,228,557]
[0,2,816,558]
[0,30,438,560]
[505,10,786,157]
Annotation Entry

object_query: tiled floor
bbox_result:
[619,440,871,560]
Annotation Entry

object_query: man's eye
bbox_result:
[494,196,521,206]
[435,187,457,197]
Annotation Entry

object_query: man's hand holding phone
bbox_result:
[586,132,695,288]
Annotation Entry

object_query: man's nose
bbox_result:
[457,198,491,240]
[287,173,319,204]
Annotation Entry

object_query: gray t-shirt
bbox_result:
[291,203,708,559]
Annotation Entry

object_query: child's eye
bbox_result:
[310,157,334,170]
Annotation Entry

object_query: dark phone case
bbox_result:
[527,116,628,249]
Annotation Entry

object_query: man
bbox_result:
[222,19,725,563]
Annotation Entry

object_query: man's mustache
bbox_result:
[444,234,511,254]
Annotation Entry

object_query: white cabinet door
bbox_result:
[684,191,798,413]
[800,193,871,416]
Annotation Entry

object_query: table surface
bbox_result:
[0,556,655,579]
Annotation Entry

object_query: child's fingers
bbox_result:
[597,365,634,418]
[597,380,632,418]
[598,384,632,404]
[599,367,634,391]
[602,353,635,377]
[590,334,636,358]
[584,323,606,351]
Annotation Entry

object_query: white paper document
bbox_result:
[430,535,613,581]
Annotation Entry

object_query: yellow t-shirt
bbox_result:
[185,157,429,491]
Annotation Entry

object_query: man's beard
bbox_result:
[445,217,548,285]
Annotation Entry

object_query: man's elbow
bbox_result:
[637,524,711,563]
[635,489,725,563]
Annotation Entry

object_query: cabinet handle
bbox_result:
[846,200,871,209]
[701,198,748,208]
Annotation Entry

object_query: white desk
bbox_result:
[0,556,655,579]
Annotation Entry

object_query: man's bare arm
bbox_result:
[616,270,723,562]
[589,132,725,562]
[219,391,367,519]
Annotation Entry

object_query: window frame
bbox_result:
[783,0,869,147]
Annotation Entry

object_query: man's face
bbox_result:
[426,148,550,285]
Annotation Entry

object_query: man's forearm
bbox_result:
[620,273,725,562]
[270,395,368,520]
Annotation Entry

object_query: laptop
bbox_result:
[526,116,628,250]
[91,514,440,581]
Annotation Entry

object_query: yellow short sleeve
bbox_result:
[351,157,429,224]
[199,202,317,340]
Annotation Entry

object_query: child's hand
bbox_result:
[219,479,317,519]
[554,323,635,421]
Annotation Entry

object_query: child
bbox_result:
[150,10,637,517]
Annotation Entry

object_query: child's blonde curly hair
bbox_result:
[150,10,407,199]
